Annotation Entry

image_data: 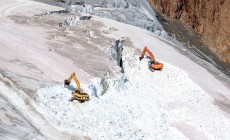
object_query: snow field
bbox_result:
[123,49,230,139]
[34,46,230,139]
[0,0,228,139]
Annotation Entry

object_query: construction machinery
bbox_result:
[139,47,164,71]
[64,73,89,102]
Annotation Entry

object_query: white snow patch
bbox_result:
[33,46,230,139]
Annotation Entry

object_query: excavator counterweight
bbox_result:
[140,47,163,70]
[64,73,89,102]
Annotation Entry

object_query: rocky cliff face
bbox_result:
[148,0,230,74]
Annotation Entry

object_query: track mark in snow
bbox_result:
[0,1,32,17]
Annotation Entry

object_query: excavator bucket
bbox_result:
[64,79,70,88]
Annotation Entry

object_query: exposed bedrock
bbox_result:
[148,0,230,76]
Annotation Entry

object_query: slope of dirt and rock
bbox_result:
[148,0,230,76]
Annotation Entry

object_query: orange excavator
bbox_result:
[64,73,89,102]
[139,47,163,71]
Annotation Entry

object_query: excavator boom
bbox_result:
[65,73,81,92]
[140,47,155,62]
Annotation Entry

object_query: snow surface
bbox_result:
[0,0,230,140]
[33,46,230,140]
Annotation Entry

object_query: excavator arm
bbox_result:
[139,47,155,62]
[64,73,81,92]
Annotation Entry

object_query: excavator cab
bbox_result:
[64,73,89,102]
[140,47,164,71]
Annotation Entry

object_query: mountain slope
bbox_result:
[0,0,230,139]
[148,0,230,76]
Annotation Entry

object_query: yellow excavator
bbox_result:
[64,73,89,102]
